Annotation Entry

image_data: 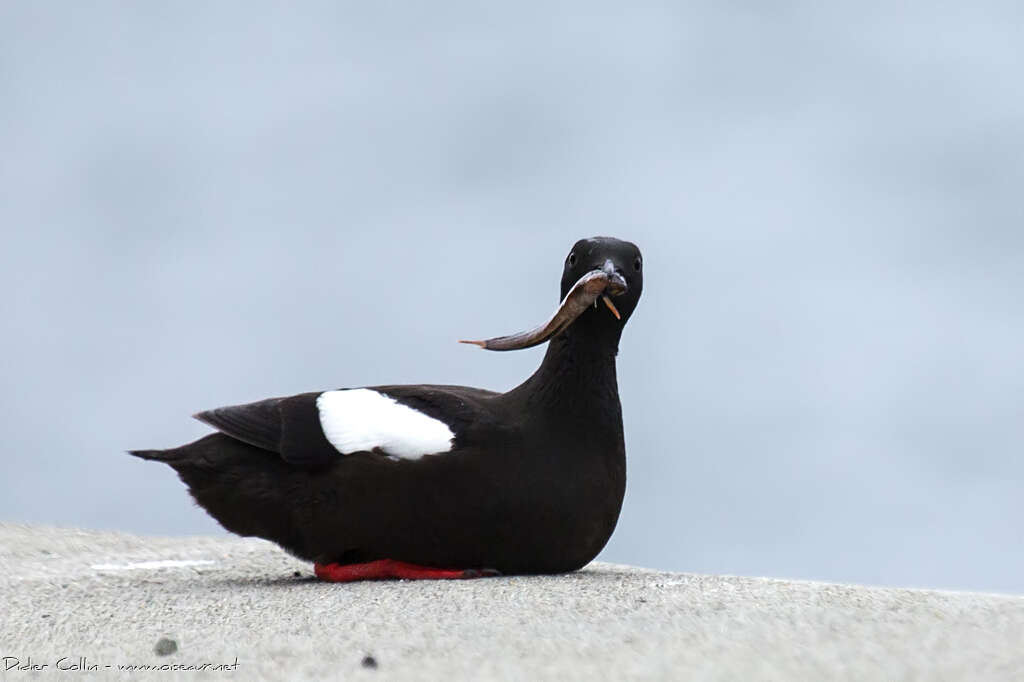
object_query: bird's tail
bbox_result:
[127,434,318,561]
[127,448,178,462]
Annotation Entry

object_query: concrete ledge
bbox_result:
[1,523,1022,680]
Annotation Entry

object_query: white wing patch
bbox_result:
[316,389,455,460]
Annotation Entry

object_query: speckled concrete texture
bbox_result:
[2,524,1022,681]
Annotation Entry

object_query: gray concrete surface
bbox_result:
[1,524,1022,681]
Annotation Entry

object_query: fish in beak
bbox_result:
[460,261,628,351]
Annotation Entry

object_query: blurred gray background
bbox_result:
[2,2,1022,593]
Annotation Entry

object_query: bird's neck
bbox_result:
[510,320,623,419]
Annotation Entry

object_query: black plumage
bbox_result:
[130,236,643,576]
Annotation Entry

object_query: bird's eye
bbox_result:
[567,252,577,266]
[634,258,642,272]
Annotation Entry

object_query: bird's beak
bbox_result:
[460,263,627,351]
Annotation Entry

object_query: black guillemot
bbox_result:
[130,236,643,581]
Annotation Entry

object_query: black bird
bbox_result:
[130,237,643,581]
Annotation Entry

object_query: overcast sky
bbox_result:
[2,2,1022,593]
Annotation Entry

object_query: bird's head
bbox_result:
[461,236,643,351]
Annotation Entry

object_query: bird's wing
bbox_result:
[193,385,499,469]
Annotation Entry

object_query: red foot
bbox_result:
[314,559,501,582]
